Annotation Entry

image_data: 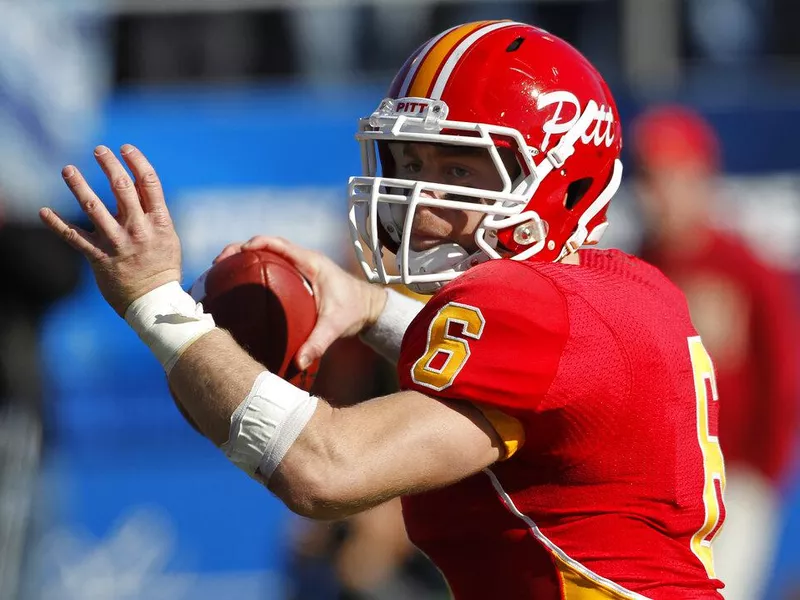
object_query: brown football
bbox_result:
[189,248,320,392]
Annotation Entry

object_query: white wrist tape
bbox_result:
[221,370,318,482]
[124,281,216,374]
[360,288,424,363]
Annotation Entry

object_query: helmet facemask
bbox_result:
[347,97,620,293]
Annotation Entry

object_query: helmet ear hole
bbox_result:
[505,36,526,53]
[565,177,593,210]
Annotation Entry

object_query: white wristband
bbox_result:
[221,370,318,482]
[360,288,424,364]
[124,281,217,373]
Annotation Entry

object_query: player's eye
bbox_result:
[448,166,471,179]
[399,161,422,175]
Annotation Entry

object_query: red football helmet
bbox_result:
[348,20,623,293]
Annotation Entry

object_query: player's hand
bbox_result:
[215,236,387,370]
[39,144,181,317]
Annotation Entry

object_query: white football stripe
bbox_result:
[399,25,459,97]
[430,21,523,100]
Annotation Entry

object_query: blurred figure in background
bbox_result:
[0,4,104,599]
[0,197,81,600]
[686,0,767,66]
[631,105,800,600]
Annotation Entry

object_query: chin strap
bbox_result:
[400,242,488,294]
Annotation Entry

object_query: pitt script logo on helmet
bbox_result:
[347,20,624,294]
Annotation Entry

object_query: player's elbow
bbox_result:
[271,459,357,520]
[267,404,370,519]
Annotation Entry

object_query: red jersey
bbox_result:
[397,249,726,599]
[641,229,800,483]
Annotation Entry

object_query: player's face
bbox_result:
[387,142,518,252]
[635,162,714,241]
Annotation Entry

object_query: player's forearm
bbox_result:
[171,340,406,519]
[267,399,400,519]
[168,332,381,519]
[271,391,502,519]
[168,328,265,446]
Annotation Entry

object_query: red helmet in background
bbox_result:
[631,105,720,173]
[348,20,623,293]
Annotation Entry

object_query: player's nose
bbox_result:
[419,188,447,201]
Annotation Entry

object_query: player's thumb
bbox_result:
[296,323,338,370]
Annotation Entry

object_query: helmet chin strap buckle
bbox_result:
[513,219,548,246]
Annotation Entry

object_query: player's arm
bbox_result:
[171,260,565,520]
[39,147,543,522]
[271,390,502,519]
[169,328,503,520]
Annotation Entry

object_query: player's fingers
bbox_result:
[213,243,244,264]
[244,236,320,281]
[39,207,102,260]
[61,165,120,239]
[240,235,280,250]
[120,144,168,216]
[94,145,144,222]
[296,322,339,371]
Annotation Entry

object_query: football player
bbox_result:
[41,21,726,599]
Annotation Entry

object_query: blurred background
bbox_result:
[1,0,799,598]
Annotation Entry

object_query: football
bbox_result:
[189,248,320,392]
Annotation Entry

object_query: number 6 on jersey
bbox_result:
[412,302,485,391]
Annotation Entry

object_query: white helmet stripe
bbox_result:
[399,25,460,98]
[429,21,523,100]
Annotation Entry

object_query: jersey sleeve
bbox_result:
[397,260,570,419]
